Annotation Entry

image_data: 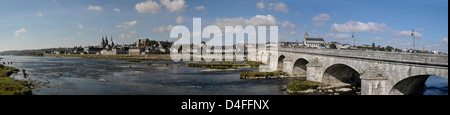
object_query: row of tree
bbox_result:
[328,43,394,52]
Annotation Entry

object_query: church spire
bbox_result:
[105,35,109,44]
[111,35,115,47]
[304,31,309,38]
[101,36,105,48]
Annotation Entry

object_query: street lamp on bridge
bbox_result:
[411,29,416,52]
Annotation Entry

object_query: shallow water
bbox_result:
[2,56,296,95]
[1,56,447,95]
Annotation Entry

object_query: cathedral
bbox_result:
[101,35,115,50]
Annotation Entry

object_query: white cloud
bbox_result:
[296,11,302,16]
[116,21,138,29]
[256,1,265,9]
[135,0,162,14]
[212,15,277,28]
[119,31,137,39]
[388,38,400,44]
[416,28,425,31]
[14,28,27,36]
[387,38,414,46]
[311,30,324,34]
[373,37,383,40]
[441,37,448,44]
[195,6,206,10]
[113,8,120,13]
[281,21,295,29]
[87,5,103,11]
[290,31,298,35]
[268,2,288,13]
[312,13,330,26]
[331,21,391,33]
[153,25,174,32]
[77,32,83,36]
[176,16,184,24]
[392,30,423,38]
[322,33,353,39]
[160,0,188,13]
[37,12,43,17]
[78,24,83,29]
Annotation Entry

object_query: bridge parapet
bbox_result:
[278,48,448,66]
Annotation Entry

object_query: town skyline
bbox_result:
[0,0,448,52]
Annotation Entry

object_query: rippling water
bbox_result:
[424,76,448,95]
[1,56,447,95]
[1,56,296,95]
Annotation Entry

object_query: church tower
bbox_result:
[111,35,115,47]
[105,35,109,45]
[101,36,105,48]
[304,31,309,45]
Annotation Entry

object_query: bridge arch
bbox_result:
[293,58,309,76]
[322,63,361,86]
[277,55,286,71]
[389,75,447,95]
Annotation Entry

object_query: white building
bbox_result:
[303,31,326,49]
[340,44,351,49]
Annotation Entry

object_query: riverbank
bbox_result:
[286,80,361,95]
[44,54,172,60]
[0,64,32,95]
[240,72,290,79]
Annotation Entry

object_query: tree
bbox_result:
[377,45,381,51]
[386,46,393,52]
[372,42,376,51]
[380,47,385,51]
[330,44,337,49]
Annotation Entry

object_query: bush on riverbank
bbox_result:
[0,64,19,77]
[0,77,32,95]
[245,61,263,68]
[188,63,246,69]
[0,65,32,95]
[45,54,172,60]
[240,72,288,79]
[128,60,142,63]
[287,80,326,92]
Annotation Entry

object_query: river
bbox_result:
[1,56,296,95]
[0,56,447,95]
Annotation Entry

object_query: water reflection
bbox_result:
[1,56,295,95]
[1,56,447,95]
[424,76,448,95]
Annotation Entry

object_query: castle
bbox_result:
[82,36,172,55]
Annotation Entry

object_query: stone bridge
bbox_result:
[259,48,448,95]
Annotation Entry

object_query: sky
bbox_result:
[0,0,448,52]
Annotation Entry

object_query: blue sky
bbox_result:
[0,0,448,52]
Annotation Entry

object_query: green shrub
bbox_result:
[0,64,19,77]
[127,60,141,63]
[240,72,288,79]
[287,81,325,91]
[246,61,263,68]
[188,63,246,69]
[0,77,32,95]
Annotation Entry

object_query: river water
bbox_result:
[1,56,296,95]
[0,56,447,95]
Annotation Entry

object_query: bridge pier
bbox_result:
[306,58,323,82]
[283,59,293,76]
[360,64,389,95]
